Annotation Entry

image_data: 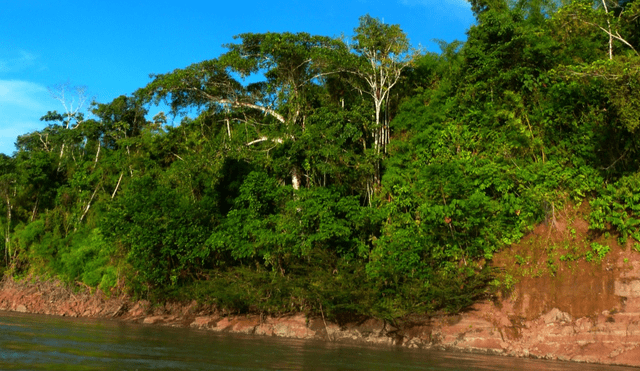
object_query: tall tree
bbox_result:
[47,83,90,168]
[351,14,417,156]
[0,155,15,265]
[138,32,345,190]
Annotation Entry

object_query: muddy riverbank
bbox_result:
[1,266,639,368]
[1,212,639,367]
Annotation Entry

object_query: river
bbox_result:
[0,310,634,370]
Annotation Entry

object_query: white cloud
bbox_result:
[0,50,39,73]
[0,80,56,155]
[0,80,48,110]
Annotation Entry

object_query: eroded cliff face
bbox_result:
[424,252,640,365]
[0,267,638,367]
[426,205,640,366]
[1,207,639,367]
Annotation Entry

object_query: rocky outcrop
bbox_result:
[457,250,640,365]
[187,313,396,345]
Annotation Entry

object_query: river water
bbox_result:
[0,310,634,371]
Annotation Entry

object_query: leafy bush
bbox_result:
[590,173,640,243]
[585,242,610,262]
[103,175,214,289]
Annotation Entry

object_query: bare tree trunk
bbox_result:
[374,100,382,154]
[31,196,39,222]
[93,141,101,169]
[385,96,390,154]
[5,196,11,265]
[366,180,373,207]
[112,172,124,199]
[56,142,66,172]
[225,106,232,139]
[602,0,613,60]
[292,167,301,191]
[80,184,100,223]
[125,145,134,177]
[373,100,383,187]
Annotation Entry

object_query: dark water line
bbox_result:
[0,310,634,371]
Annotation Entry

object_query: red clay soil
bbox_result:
[1,205,639,367]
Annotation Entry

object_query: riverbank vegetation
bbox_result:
[1,0,639,322]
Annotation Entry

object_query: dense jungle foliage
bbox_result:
[1,0,639,321]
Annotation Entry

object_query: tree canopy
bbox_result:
[2,4,640,321]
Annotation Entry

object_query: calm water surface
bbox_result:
[0,310,634,370]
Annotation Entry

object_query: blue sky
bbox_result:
[0,0,474,155]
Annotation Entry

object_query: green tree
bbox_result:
[0,155,16,265]
[139,32,346,190]
[350,14,418,161]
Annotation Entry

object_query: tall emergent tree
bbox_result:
[350,14,418,192]
[0,155,15,265]
[138,32,346,190]
[351,15,416,154]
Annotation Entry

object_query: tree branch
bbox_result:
[111,172,123,199]
[217,99,286,124]
[245,136,285,146]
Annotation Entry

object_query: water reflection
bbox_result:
[0,310,634,370]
